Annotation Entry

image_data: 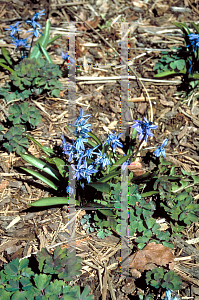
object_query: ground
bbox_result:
[0,0,199,299]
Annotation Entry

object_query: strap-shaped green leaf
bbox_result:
[1,47,13,67]
[87,132,102,145]
[20,153,60,180]
[25,134,54,156]
[173,22,191,35]
[0,62,14,73]
[20,167,58,190]
[29,19,51,60]
[96,170,121,182]
[47,34,62,46]
[154,69,186,77]
[29,196,78,206]
[191,22,199,34]
[38,42,52,63]
[109,153,132,172]
[89,182,110,193]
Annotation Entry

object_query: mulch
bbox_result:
[0,0,199,298]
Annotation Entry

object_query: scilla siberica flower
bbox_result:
[187,33,199,52]
[61,52,75,66]
[5,22,22,37]
[154,139,168,158]
[131,117,158,142]
[103,130,123,153]
[95,149,111,168]
[71,159,98,183]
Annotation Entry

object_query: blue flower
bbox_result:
[71,159,98,183]
[84,145,99,159]
[188,59,193,74]
[131,117,158,142]
[165,289,171,300]
[187,33,199,52]
[27,18,41,29]
[95,150,111,168]
[28,28,42,38]
[32,9,45,20]
[154,139,168,157]
[121,155,131,170]
[66,186,74,195]
[61,52,75,66]
[5,22,22,37]
[11,37,31,49]
[103,130,123,152]
[75,136,88,151]
[68,108,92,138]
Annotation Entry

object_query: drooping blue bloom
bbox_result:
[84,145,99,159]
[121,155,131,170]
[11,37,31,49]
[188,59,193,74]
[187,33,199,52]
[131,116,158,142]
[28,28,42,38]
[75,136,88,151]
[61,52,75,66]
[154,138,168,157]
[66,186,74,195]
[68,108,92,138]
[27,19,41,29]
[71,159,98,183]
[103,130,123,152]
[61,135,76,162]
[164,289,171,300]
[5,22,22,37]
[95,150,111,168]
[32,9,45,20]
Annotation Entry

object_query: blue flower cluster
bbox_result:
[62,109,124,194]
[131,117,167,158]
[187,33,199,52]
[4,10,45,53]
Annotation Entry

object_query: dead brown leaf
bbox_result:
[129,242,174,273]
[0,179,9,192]
[128,161,145,176]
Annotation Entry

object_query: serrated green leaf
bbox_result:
[34,274,51,290]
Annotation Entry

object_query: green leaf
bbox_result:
[173,22,191,35]
[34,274,51,290]
[140,191,159,197]
[175,59,185,70]
[191,22,199,34]
[0,62,14,73]
[38,42,53,63]
[20,153,60,180]
[47,34,62,46]
[109,153,132,172]
[96,170,121,182]
[29,20,51,60]
[87,131,102,146]
[28,196,79,207]
[20,167,58,190]
[154,69,186,77]
[1,47,13,67]
[25,134,54,156]
[89,182,111,193]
